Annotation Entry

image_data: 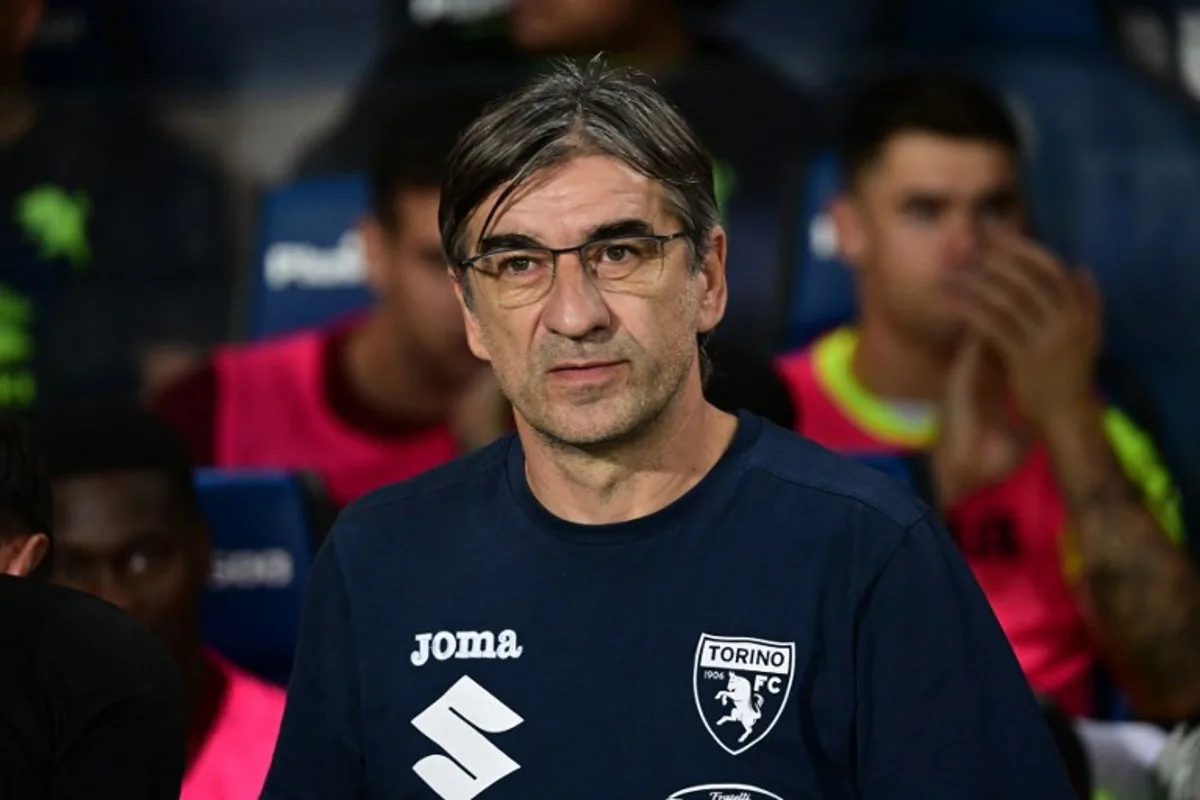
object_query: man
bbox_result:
[38,406,286,800]
[0,0,232,411]
[295,0,821,350]
[263,59,1072,798]
[0,413,186,798]
[153,91,504,509]
[776,72,1198,721]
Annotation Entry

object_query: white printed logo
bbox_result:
[208,548,294,590]
[694,634,795,756]
[263,230,366,289]
[411,676,523,800]
[410,629,523,667]
[667,784,784,800]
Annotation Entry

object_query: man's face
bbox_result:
[509,0,640,53]
[50,470,208,664]
[836,132,1023,351]
[365,185,480,383]
[457,154,726,447]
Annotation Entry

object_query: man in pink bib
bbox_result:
[776,72,1199,723]
[40,407,286,799]
[154,91,508,509]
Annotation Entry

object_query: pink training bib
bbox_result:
[212,327,460,508]
[181,654,287,800]
[776,327,1096,715]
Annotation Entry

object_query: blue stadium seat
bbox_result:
[887,0,1112,51]
[248,174,374,340]
[196,468,321,685]
[780,152,855,349]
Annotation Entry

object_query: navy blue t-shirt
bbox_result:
[264,411,1073,799]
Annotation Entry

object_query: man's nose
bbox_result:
[540,253,612,340]
[945,215,986,265]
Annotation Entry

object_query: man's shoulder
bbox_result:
[747,418,930,532]
[0,576,117,635]
[334,433,513,532]
[42,583,177,671]
[215,327,329,367]
[1,578,179,689]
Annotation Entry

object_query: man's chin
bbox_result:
[915,319,968,355]
[526,399,649,450]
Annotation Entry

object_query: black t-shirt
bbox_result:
[0,575,187,798]
[0,101,233,411]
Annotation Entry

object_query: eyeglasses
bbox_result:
[458,231,689,309]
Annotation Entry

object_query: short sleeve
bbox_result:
[854,515,1075,799]
[262,534,366,798]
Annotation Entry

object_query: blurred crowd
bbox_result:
[1,0,1199,798]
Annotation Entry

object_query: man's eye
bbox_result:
[499,256,533,274]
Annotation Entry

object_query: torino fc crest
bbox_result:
[693,634,795,756]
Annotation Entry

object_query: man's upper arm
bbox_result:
[854,515,1074,799]
[262,532,365,798]
[45,596,187,799]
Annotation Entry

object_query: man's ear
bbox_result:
[1,532,49,577]
[451,270,491,363]
[696,225,728,335]
[828,192,867,269]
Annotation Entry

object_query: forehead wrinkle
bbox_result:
[468,157,669,252]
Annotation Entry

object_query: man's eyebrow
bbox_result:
[898,189,952,206]
[475,219,658,255]
[476,232,542,254]
[585,218,655,241]
[977,187,1019,208]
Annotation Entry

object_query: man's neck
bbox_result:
[520,377,738,525]
[343,314,465,426]
[852,320,954,403]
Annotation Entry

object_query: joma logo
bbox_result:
[411,629,523,667]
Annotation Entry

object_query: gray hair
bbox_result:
[439,55,719,272]
[438,55,720,382]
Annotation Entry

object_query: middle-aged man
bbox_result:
[263,59,1073,799]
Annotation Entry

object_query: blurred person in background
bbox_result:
[37,406,285,800]
[0,0,233,410]
[153,90,506,510]
[776,72,1200,724]
[297,0,814,179]
[0,413,186,798]
[294,0,822,351]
